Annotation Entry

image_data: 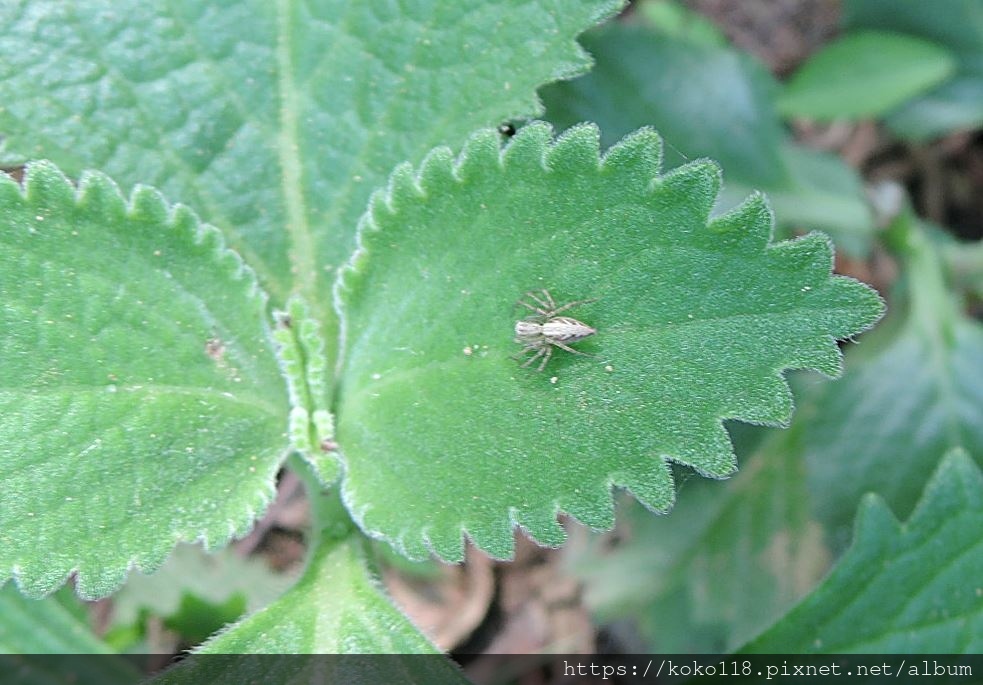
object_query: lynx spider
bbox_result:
[513,289,597,371]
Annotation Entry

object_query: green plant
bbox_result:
[1,1,979,682]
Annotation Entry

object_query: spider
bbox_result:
[513,289,597,371]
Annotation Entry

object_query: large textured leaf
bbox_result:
[0,0,621,316]
[804,218,983,540]
[335,123,884,561]
[0,162,288,598]
[567,417,829,653]
[152,536,469,684]
[745,450,983,653]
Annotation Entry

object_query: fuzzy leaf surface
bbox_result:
[152,537,469,683]
[745,450,983,653]
[335,124,884,561]
[0,0,620,309]
[0,162,288,598]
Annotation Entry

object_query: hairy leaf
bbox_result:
[335,124,884,561]
[151,537,469,684]
[0,162,288,598]
[745,450,983,652]
[0,0,622,357]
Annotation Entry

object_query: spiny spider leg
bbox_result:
[548,296,599,316]
[550,340,595,357]
[519,346,550,370]
[528,289,556,310]
[517,299,549,317]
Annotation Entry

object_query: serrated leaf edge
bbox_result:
[1,160,287,599]
[334,124,885,562]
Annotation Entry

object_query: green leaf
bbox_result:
[163,592,247,645]
[539,21,875,255]
[886,70,983,140]
[0,161,288,599]
[0,586,141,684]
[804,217,983,538]
[844,0,983,58]
[1,586,107,654]
[272,296,340,485]
[744,449,983,652]
[778,31,957,120]
[151,536,469,684]
[335,123,884,561]
[844,0,983,138]
[568,420,830,653]
[541,23,790,187]
[0,0,623,374]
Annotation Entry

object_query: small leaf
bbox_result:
[778,31,957,120]
[335,124,884,561]
[886,72,983,140]
[151,537,470,684]
[744,449,983,652]
[272,296,339,484]
[0,162,288,599]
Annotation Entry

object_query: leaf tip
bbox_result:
[601,127,664,178]
[546,122,602,171]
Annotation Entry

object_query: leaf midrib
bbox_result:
[275,0,314,297]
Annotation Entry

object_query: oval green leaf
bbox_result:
[0,162,288,598]
[779,31,957,120]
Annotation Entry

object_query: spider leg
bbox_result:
[532,289,557,311]
[517,299,549,317]
[549,297,599,316]
[550,340,596,357]
[519,290,555,314]
[520,346,547,369]
[535,345,552,372]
